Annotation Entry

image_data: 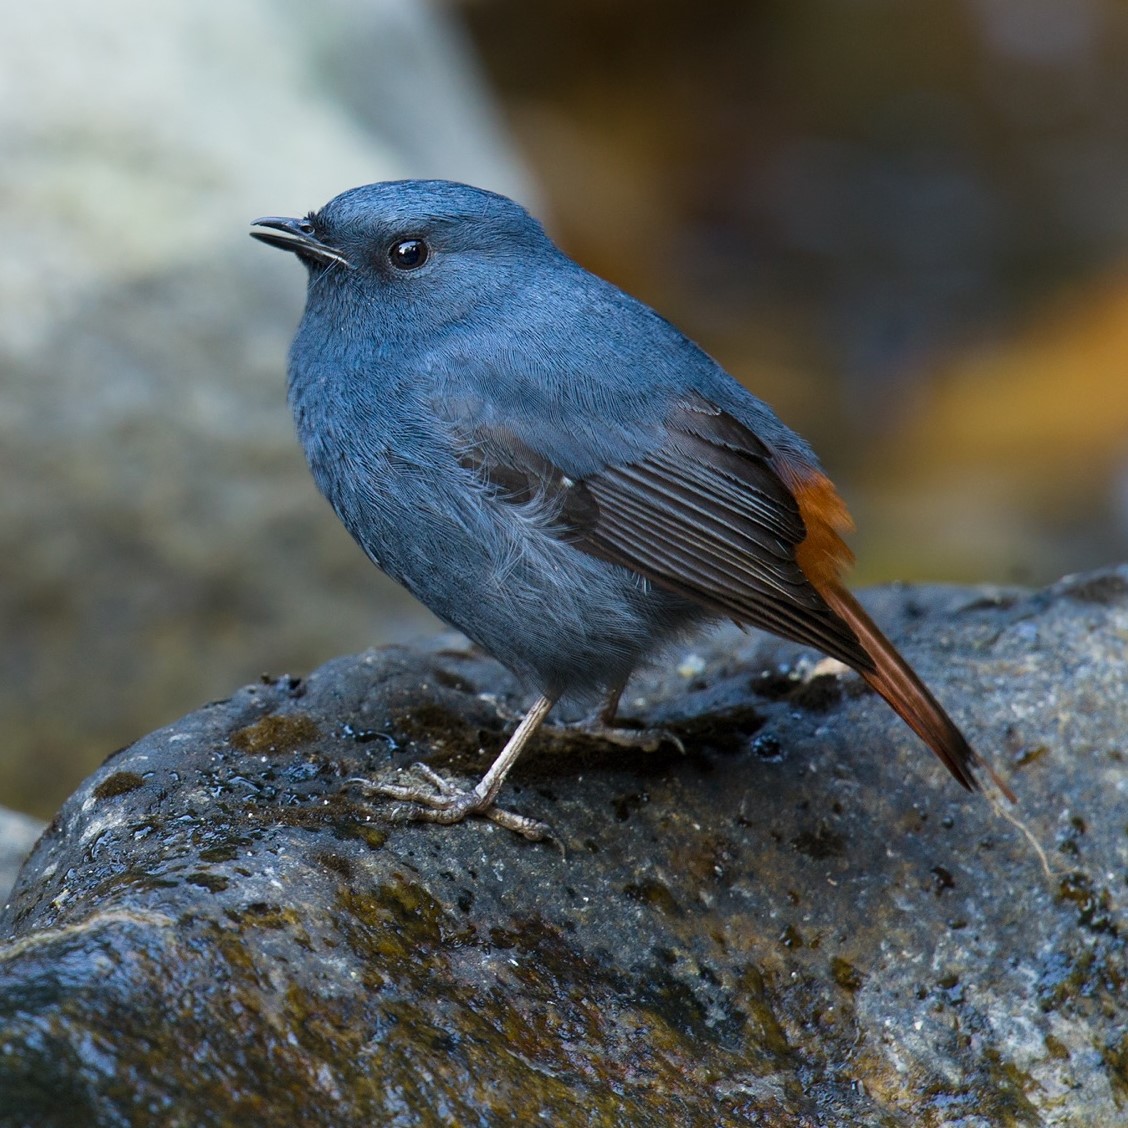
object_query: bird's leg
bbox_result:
[365,694,557,840]
[549,683,686,755]
[599,683,625,726]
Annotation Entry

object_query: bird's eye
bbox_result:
[388,239,429,270]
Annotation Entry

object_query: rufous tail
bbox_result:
[777,459,1015,802]
[820,580,1015,801]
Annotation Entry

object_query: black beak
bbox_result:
[250,217,351,268]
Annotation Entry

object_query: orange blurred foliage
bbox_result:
[859,275,1128,581]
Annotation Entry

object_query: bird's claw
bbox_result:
[354,763,551,841]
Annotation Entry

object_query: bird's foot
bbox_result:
[352,763,550,841]
[549,717,686,756]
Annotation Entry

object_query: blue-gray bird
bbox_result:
[251,180,1011,839]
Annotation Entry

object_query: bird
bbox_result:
[251,179,1012,839]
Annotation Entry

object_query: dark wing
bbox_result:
[456,394,873,671]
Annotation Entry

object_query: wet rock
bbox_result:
[2,572,1126,1125]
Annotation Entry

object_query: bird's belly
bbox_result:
[327,464,704,700]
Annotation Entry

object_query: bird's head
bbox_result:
[251,179,557,323]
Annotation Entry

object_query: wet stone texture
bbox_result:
[1,570,1126,1126]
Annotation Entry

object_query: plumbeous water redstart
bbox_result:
[251,180,1011,839]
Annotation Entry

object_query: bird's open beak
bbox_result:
[250,217,352,267]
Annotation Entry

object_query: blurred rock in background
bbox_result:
[859,278,1128,580]
[0,0,533,816]
[5,0,1128,818]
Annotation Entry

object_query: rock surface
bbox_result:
[2,572,1126,1125]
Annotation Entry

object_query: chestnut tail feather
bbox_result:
[822,581,1016,802]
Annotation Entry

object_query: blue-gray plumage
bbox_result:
[251,180,1011,838]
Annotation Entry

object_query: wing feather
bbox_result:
[453,394,871,668]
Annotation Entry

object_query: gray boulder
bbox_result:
[2,571,1124,1125]
[0,811,43,908]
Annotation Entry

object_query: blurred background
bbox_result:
[3,0,1127,818]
